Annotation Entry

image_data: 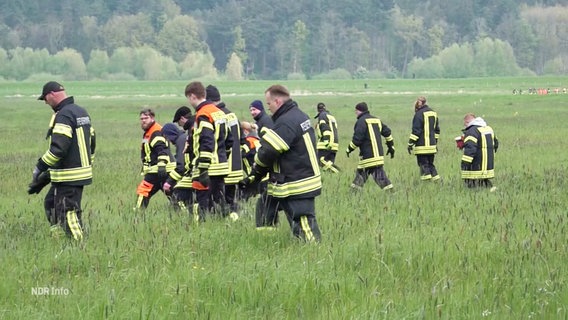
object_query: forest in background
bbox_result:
[1,0,568,80]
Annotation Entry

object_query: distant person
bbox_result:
[346,102,394,191]
[161,122,191,211]
[314,102,340,173]
[249,100,273,137]
[172,106,197,219]
[461,113,498,190]
[135,108,175,210]
[241,84,322,242]
[30,81,96,240]
[407,96,441,181]
[206,84,242,221]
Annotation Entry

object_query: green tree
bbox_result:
[87,49,109,79]
[101,14,155,52]
[156,15,207,62]
[53,48,88,80]
[292,20,308,74]
[179,51,218,80]
[225,52,244,81]
[439,43,474,78]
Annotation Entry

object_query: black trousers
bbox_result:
[261,196,321,242]
[194,176,227,220]
[171,187,193,211]
[416,154,439,180]
[352,166,393,190]
[44,185,56,226]
[225,183,239,213]
[464,179,493,188]
[135,173,167,209]
[54,184,85,240]
[318,150,339,172]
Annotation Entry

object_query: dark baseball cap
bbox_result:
[173,106,192,122]
[38,81,65,100]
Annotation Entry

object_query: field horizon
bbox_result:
[1,77,566,319]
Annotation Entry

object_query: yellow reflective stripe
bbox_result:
[358,157,384,169]
[348,142,357,150]
[157,155,170,163]
[76,127,89,167]
[300,216,315,242]
[41,150,60,166]
[462,155,473,163]
[461,169,494,179]
[254,153,269,168]
[53,123,73,138]
[368,121,380,159]
[385,135,393,142]
[207,161,229,176]
[143,143,151,163]
[304,134,320,176]
[409,134,418,141]
[50,166,92,182]
[263,129,289,152]
[150,136,166,147]
[464,136,477,144]
[169,171,182,181]
[413,146,437,154]
[66,210,83,241]
[176,176,193,188]
[199,121,214,131]
[268,175,321,198]
[225,169,244,184]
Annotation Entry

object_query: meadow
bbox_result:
[0,77,566,319]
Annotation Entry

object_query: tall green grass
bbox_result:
[1,78,566,319]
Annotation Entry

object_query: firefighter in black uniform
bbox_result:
[314,102,340,173]
[346,102,394,190]
[206,85,242,221]
[171,106,197,219]
[242,84,322,242]
[461,113,499,189]
[30,81,96,240]
[407,96,441,181]
[135,108,175,209]
[161,122,191,210]
[185,81,229,221]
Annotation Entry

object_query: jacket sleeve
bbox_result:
[381,122,394,145]
[318,114,331,143]
[37,112,74,171]
[151,131,170,165]
[255,122,294,168]
[461,129,478,164]
[347,118,365,153]
[409,113,423,145]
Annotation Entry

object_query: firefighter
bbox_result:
[30,81,96,240]
[249,100,273,137]
[461,113,499,189]
[346,102,394,191]
[314,102,340,173]
[171,106,197,220]
[135,108,175,210]
[407,96,441,181]
[185,81,229,221]
[161,122,191,211]
[241,84,322,242]
[206,85,242,221]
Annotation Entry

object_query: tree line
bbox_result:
[0,0,567,80]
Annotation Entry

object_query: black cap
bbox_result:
[355,102,369,112]
[38,81,64,100]
[206,85,221,102]
[173,106,192,122]
[314,102,326,118]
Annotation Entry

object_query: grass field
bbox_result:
[1,77,567,319]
